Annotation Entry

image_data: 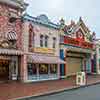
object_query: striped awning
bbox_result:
[28,54,65,64]
[0,48,23,55]
[7,31,17,40]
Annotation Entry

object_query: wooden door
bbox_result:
[0,60,9,81]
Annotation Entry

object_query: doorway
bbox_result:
[0,60,9,81]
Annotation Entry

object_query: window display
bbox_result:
[50,64,57,74]
[39,64,48,74]
[28,63,37,75]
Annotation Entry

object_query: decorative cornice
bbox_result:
[23,14,60,30]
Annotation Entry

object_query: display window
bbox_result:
[28,63,37,75]
[39,64,48,74]
[50,64,57,74]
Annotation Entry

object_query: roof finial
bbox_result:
[79,16,83,22]
[71,20,75,26]
[59,18,65,26]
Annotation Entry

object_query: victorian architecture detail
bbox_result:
[22,14,65,82]
[59,18,96,77]
[0,0,28,82]
[0,0,97,83]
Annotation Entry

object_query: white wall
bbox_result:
[22,21,60,56]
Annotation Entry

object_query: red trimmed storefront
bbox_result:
[60,18,96,77]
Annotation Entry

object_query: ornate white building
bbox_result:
[22,14,65,82]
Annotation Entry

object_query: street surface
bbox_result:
[27,84,100,100]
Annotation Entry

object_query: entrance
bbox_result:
[66,57,82,75]
[0,60,9,81]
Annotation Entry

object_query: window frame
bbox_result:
[40,35,44,47]
[53,37,56,48]
[45,35,49,47]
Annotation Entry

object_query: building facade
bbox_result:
[22,14,65,82]
[59,18,96,77]
[0,0,28,82]
[95,40,100,74]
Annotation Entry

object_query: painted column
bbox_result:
[60,49,65,77]
[91,52,96,73]
[96,47,100,74]
[37,64,39,80]
[48,64,50,79]
[20,55,28,82]
[57,64,60,79]
[86,57,91,73]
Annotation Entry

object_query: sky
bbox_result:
[25,0,100,38]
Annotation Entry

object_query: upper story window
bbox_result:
[53,37,56,48]
[40,35,44,47]
[29,24,34,48]
[45,35,49,47]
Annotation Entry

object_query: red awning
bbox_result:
[28,54,65,64]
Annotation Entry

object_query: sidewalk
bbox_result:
[0,75,100,100]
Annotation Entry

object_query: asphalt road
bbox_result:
[24,84,100,100]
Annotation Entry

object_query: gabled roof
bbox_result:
[77,17,90,34]
[61,17,92,37]
[23,14,60,29]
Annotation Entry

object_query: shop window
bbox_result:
[99,48,100,54]
[99,59,100,69]
[28,64,37,75]
[45,35,48,47]
[39,64,48,74]
[53,37,56,48]
[40,35,44,47]
[50,64,57,74]
[13,61,16,74]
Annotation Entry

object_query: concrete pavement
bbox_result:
[27,84,100,100]
[0,75,100,100]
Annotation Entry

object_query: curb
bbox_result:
[15,81,100,100]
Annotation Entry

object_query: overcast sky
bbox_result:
[25,0,100,38]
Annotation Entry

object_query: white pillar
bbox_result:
[37,64,39,80]
[48,64,50,78]
[57,64,60,79]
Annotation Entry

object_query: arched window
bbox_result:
[53,37,56,48]
[40,35,44,47]
[29,24,34,48]
[45,35,48,47]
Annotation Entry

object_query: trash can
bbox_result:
[76,72,86,86]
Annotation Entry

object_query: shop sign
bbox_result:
[64,36,93,49]
[33,47,55,54]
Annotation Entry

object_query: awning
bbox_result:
[28,54,65,64]
[7,31,17,40]
[0,48,23,55]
